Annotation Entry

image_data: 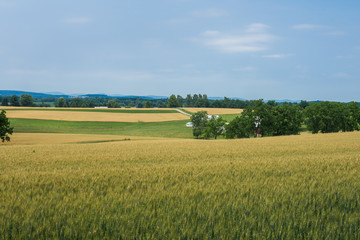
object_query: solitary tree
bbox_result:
[10,95,20,106]
[190,111,208,138]
[0,110,13,142]
[20,94,34,107]
[1,97,8,106]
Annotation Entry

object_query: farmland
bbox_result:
[1,131,360,238]
[1,107,360,238]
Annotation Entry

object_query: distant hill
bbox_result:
[0,90,167,100]
[0,90,68,98]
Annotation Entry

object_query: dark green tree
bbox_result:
[70,98,85,107]
[0,110,13,142]
[184,94,192,107]
[10,95,20,106]
[272,103,303,136]
[107,100,119,108]
[20,94,34,107]
[176,95,183,107]
[168,94,179,108]
[1,97,8,106]
[144,100,152,108]
[56,97,68,107]
[190,111,208,138]
[204,116,226,139]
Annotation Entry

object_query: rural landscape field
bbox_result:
[2,0,360,238]
[1,107,360,238]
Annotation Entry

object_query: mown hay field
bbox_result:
[184,107,243,115]
[1,132,360,238]
[5,110,189,122]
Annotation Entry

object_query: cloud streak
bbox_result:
[197,24,276,53]
[262,54,293,59]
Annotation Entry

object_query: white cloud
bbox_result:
[64,17,91,24]
[191,8,228,18]
[196,24,276,53]
[262,54,293,59]
[292,24,325,30]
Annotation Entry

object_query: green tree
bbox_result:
[1,97,8,106]
[20,94,34,107]
[304,101,358,133]
[176,95,183,107]
[107,100,120,108]
[10,95,20,106]
[272,103,303,136]
[204,116,226,139]
[190,111,208,138]
[184,94,192,107]
[144,100,152,108]
[0,110,13,142]
[56,97,68,107]
[70,98,84,108]
[225,115,253,139]
[168,94,179,108]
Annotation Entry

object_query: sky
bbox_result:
[0,0,360,101]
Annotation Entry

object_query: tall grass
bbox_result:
[1,132,360,238]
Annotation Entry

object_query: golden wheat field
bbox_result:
[5,110,189,122]
[1,133,164,145]
[184,107,243,115]
[1,131,360,238]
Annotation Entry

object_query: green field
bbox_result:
[9,118,193,138]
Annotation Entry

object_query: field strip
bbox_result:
[0,107,177,113]
[183,107,243,115]
[6,110,190,122]
[2,133,170,145]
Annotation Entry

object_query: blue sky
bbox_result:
[1,0,359,101]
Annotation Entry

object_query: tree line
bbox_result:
[190,100,360,139]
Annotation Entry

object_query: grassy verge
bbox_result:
[9,118,193,138]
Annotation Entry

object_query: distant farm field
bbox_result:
[1,132,360,238]
[184,107,243,115]
[5,110,189,122]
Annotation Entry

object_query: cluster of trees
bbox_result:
[304,101,360,133]
[168,94,211,108]
[190,111,226,139]
[1,94,34,107]
[190,100,360,139]
[54,97,169,108]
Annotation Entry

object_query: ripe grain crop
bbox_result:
[1,132,360,238]
[6,110,189,122]
[184,107,243,115]
[1,133,161,145]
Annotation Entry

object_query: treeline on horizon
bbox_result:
[0,93,359,109]
[191,100,360,140]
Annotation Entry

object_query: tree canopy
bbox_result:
[0,110,14,142]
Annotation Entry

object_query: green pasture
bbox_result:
[9,118,193,138]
